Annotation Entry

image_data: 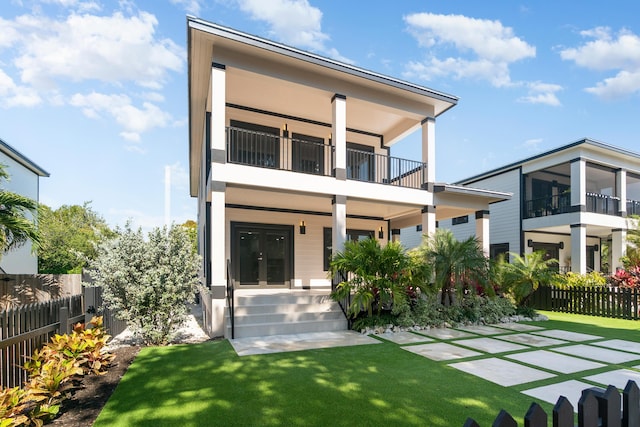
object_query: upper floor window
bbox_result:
[228,120,280,168]
[346,142,374,182]
[452,215,469,225]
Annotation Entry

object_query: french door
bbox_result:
[232,223,293,287]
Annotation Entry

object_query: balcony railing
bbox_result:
[524,193,571,219]
[628,199,640,216]
[586,192,619,215]
[225,126,427,189]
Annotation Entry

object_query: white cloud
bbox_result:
[40,0,101,12]
[13,11,184,90]
[560,27,640,99]
[170,0,202,14]
[0,68,42,107]
[69,92,173,141]
[233,0,352,63]
[522,138,543,151]
[403,13,535,87]
[518,82,563,106]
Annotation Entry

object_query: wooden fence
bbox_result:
[464,380,639,426]
[529,285,640,320]
[84,286,128,338]
[0,295,84,388]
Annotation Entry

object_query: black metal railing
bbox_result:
[586,192,620,215]
[331,270,352,330]
[628,199,640,216]
[346,147,426,189]
[226,259,235,339]
[226,127,333,176]
[226,127,427,189]
[523,193,571,218]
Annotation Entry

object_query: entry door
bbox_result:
[532,243,560,272]
[233,223,292,287]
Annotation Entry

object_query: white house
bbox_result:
[187,17,510,338]
[438,138,640,274]
[0,138,49,274]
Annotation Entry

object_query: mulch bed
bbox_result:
[49,345,140,427]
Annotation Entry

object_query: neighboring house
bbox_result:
[0,138,49,274]
[437,138,640,274]
[187,17,510,338]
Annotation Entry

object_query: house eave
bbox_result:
[0,138,49,177]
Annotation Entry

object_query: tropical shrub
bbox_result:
[553,271,607,288]
[87,223,201,345]
[609,266,640,288]
[330,238,428,318]
[416,229,488,306]
[499,251,557,306]
[0,316,114,426]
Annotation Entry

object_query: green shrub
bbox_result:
[553,271,607,288]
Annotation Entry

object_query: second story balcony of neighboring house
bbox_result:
[226,125,428,190]
[523,160,640,219]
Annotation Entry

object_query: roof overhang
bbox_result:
[0,138,49,177]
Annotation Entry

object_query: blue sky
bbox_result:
[2,0,640,231]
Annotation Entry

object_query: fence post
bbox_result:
[84,286,96,325]
[59,306,69,335]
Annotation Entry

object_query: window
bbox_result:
[489,243,509,261]
[416,224,422,232]
[292,132,325,175]
[323,228,375,270]
[452,215,469,225]
[228,120,280,168]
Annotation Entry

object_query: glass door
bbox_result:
[232,223,292,287]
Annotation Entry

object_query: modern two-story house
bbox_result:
[437,139,640,274]
[187,17,510,338]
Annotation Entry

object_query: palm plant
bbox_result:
[329,238,426,317]
[0,165,40,256]
[418,229,488,306]
[500,250,556,306]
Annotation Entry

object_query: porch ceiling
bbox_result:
[525,223,618,238]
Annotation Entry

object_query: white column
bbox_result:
[332,195,347,256]
[570,158,586,208]
[612,229,627,272]
[421,117,436,184]
[421,206,436,237]
[211,63,226,153]
[475,210,490,257]
[210,182,226,337]
[571,224,586,274]
[617,169,627,216]
[332,94,347,180]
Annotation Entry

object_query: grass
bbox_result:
[94,311,640,426]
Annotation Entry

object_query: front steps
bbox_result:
[225,290,348,339]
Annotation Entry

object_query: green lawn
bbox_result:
[94,312,640,426]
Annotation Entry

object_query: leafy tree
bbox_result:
[622,216,640,269]
[38,202,115,273]
[86,223,201,345]
[181,219,198,255]
[500,251,556,306]
[330,238,427,317]
[417,229,488,306]
[0,164,40,256]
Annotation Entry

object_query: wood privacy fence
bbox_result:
[464,380,639,426]
[529,285,640,320]
[0,286,128,389]
[0,295,84,388]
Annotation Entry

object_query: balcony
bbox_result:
[225,126,427,189]
[524,193,628,218]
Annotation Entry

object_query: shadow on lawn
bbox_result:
[93,338,549,427]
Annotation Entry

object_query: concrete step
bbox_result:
[228,318,348,339]
[234,292,333,306]
[231,310,344,325]
[232,301,338,315]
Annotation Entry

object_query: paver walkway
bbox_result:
[377,323,640,410]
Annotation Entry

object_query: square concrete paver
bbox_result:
[553,344,640,363]
[523,380,594,409]
[402,342,482,361]
[584,369,640,389]
[449,357,555,386]
[532,329,602,342]
[455,325,510,335]
[591,339,640,354]
[416,328,476,340]
[506,350,605,374]
[453,337,528,354]
[493,323,545,332]
[497,333,568,347]
[230,331,380,356]
[373,331,434,345]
